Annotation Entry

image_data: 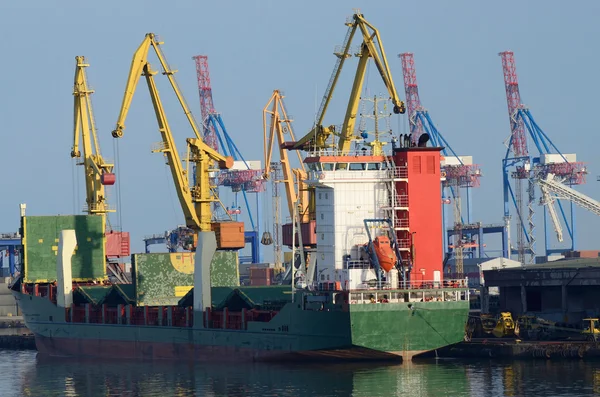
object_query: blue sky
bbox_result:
[1,0,599,259]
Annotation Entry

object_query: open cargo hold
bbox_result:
[22,215,106,283]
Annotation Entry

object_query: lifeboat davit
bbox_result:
[373,236,396,272]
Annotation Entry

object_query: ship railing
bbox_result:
[347,279,470,305]
[305,148,385,157]
[397,238,411,249]
[205,307,279,330]
[348,288,469,306]
[345,260,370,269]
[309,169,390,181]
[393,218,409,228]
[63,303,280,330]
[65,304,194,327]
[390,166,408,179]
[379,194,409,209]
[349,278,468,291]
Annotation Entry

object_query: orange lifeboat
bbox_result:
[373,236,396,272]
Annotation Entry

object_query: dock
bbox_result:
[0,316,35,350]
[427,339,600,360]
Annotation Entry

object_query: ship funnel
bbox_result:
[417,133,430,147]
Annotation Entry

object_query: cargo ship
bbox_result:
[10,142,470,362]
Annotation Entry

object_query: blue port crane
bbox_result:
[192,55,264,264]
[499,51,587,262]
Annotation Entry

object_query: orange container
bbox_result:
[211,222,245,249]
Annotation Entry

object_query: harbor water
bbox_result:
[1,349,600,396]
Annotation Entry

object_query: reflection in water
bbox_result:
[0,350,599,397]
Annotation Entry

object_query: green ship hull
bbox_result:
[13,288,469,362]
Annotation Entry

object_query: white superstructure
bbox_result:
[306,155,398,289]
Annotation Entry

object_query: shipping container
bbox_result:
[540,153,577,165]
[211,222,245,249]
[105,231,130,257]
[282,220,317,246]
[563,250,600,259]
[249,267,274,286]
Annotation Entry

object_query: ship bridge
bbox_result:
[301,146,445,290]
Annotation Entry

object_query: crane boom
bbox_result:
[112,33,233,232]
[72,56,115,215]
[263,90,309,222]
[292,12,405,154]
[112,33,201,141]
[538,174,600,241]
[539,183,564,242]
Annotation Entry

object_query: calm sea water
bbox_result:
[1,349,600,397]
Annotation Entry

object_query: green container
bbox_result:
[22,215,106,283]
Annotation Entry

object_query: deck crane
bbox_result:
[290,11,405,155]
[72,56,116,215]
[72,56,130,282]
[263,90,310,224]
[111,33,241,249]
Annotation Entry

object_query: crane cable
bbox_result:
[71,158,77,214]
[113,138,124,232]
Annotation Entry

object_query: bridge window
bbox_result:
[335,163,348,170]
[367,163,380,170]
[322,163,334,171]
[349,163,366,171]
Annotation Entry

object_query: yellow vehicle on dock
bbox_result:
[582,318,600,341]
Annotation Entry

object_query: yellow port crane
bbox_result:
[71,56,116,215]
[292,11,406,155]
[263,90,310,223]
[111,33,234,234]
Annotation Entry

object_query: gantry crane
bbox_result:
[499,51,587,261]
[111,33,239,246]
[72,56,116,215]
[263,90,310,224]
[291,11,405,155]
